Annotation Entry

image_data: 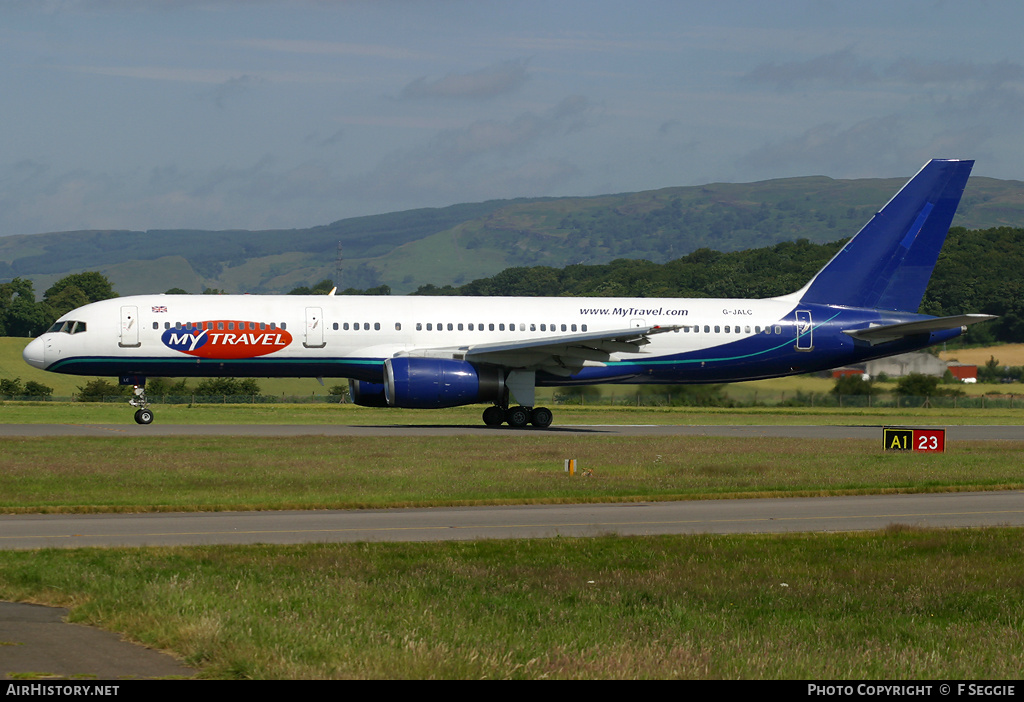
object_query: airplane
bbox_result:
[22,158,994,427]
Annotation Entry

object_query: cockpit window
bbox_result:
[48,320,87,334]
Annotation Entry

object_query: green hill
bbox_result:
[2,174,1022,296]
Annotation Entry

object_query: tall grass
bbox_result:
[2,530,1022,679]
[3,435,1023,512]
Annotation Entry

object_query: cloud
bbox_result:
[736,116,908,177]
[305,129,345,149]
[349,96,593,205]
[0,156,350,236]
[400,60,529,100]
[232,38,432,61]
[742,48,877,89]
[208,74,268,108]
[744,49,1024,95]
[887,58,1024,85]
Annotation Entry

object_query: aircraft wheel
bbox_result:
[134,408,154,425]
[482,406,505,427]
[530,406,553,428]
[505,406,530,428]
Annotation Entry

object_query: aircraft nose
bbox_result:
[22,336,45,369]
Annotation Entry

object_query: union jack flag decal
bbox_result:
[152,305,168,313]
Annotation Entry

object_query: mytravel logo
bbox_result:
[161,321,293,359]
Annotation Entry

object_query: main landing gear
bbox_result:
[482,404,553,429]
[130,384,153,425]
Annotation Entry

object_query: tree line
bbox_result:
[3,226,1023,343]
[409,226,1024,344]
[0,272,116,338]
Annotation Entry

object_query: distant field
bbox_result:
[940,343,1024,366]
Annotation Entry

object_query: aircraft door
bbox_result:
[304,307,326,348]
[119,305,140,348]
[795,310,813,352]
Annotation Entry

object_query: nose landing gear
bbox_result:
[130,384,153,424]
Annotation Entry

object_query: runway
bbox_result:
[3,491,1024,550]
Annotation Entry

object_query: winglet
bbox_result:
[795,159,973,312]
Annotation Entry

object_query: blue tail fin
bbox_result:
[797,159,973,312]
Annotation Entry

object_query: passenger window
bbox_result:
[530,323,536,331]
[426,323,432,331]
[395,323,401,331]
[374,323,380,331]
[499,324,505,331]
[775,326,782,334]
[458,323,463,331]
[152,322,159,330]
[581,324,587,332]
[725,325,731,333]
[489,324,495,331]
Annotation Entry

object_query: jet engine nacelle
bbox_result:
[348,380,389,407]
[385,357,505,409]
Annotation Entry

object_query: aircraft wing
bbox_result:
[396,325,681,375]
[842,314,996,346]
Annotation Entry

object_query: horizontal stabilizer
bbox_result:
[843,314,996,346]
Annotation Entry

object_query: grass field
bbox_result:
[940,343,1024,366]
[3,530,1024,679]
[5,339,1024,678]
[3,433,1023,513]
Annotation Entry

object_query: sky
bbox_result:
[2,0,1023,237]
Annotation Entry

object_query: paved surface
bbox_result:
[4,491,1024,549]
[0,602,195,680]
